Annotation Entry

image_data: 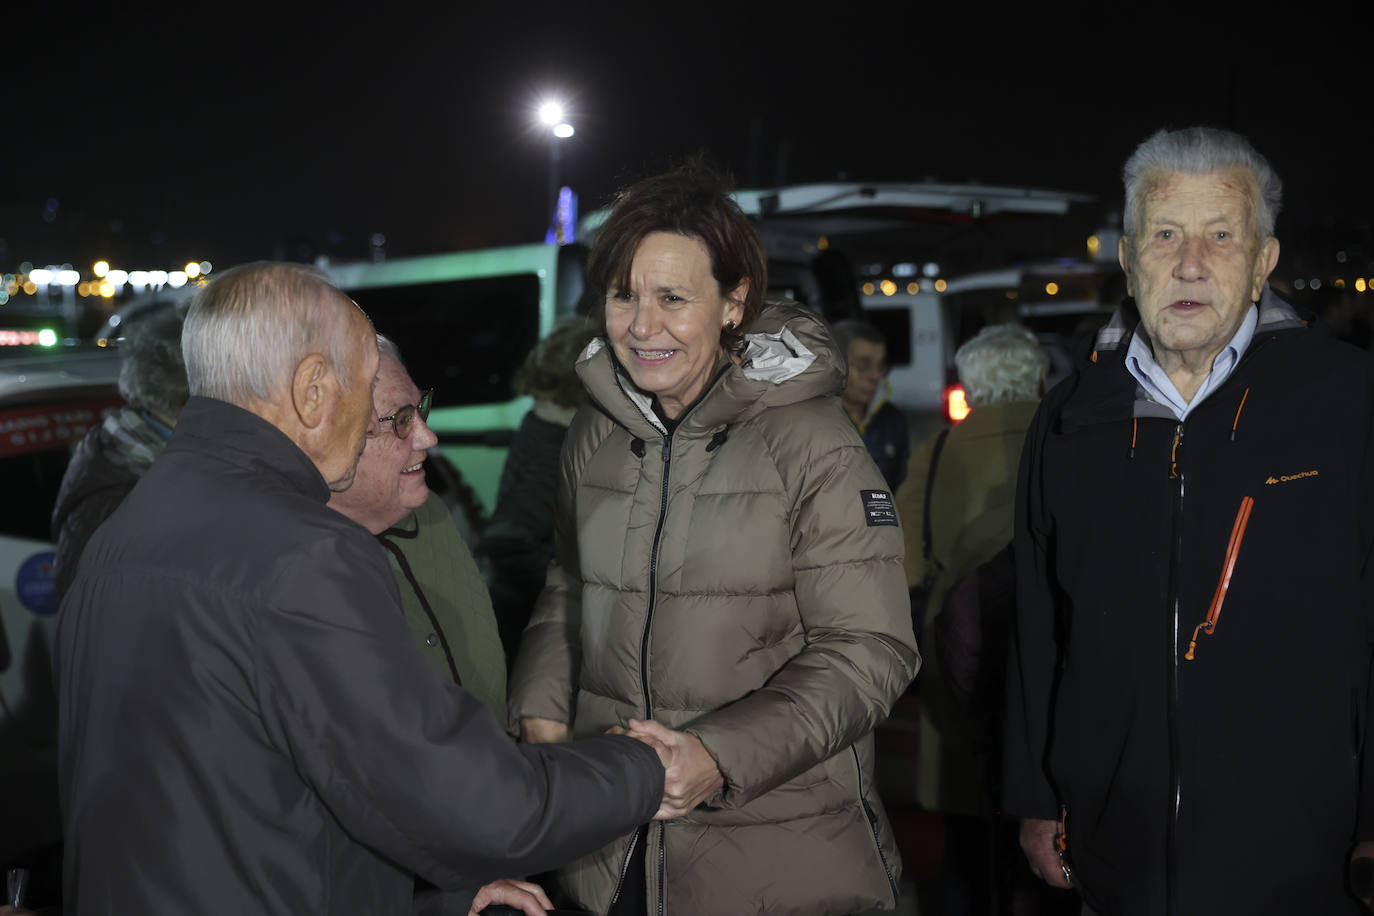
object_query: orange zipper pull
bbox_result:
[1185,495,1254,661]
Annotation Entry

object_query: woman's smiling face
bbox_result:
[605,232,745,419]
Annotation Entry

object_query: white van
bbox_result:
[863,260,1118,423]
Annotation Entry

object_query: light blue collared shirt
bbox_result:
[1125,305,1258,420]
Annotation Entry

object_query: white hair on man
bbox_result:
[1122,126,1283,240]
[955,323,1049,408]
[376,332,404,367]
[182,261,358,405]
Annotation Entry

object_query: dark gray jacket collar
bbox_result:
[169,396,331,503]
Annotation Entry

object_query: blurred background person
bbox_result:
[894,323,1047,916]
[480,317,599,663]
[834,318,910,490]
[508,164,918,916]
[328,334,507,718]
[51,309,188,600]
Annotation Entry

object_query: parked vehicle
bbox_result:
[0,344,122,867]
[863,259,1118,425]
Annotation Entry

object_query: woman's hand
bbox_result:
[519,717,571,744]
[628,718,724,819]
[467,877,552,915]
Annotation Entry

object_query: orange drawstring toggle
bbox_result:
[1184,620,1215,661]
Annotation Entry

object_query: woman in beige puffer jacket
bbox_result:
[509,166,919,916]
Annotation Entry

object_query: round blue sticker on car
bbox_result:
[16,551,59,616]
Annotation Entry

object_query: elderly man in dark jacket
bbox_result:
[1005,126,1374,915]
[55,261,665,916]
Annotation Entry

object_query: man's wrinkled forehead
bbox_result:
[1138,167,1260,225]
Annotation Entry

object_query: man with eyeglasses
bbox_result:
[328,335,531,911]
[832,318,909,490]
[327,334,507,777]
[55,262,666,916]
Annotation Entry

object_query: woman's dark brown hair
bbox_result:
[586,162,767,352]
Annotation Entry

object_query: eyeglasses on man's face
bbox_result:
[370,388,434,440]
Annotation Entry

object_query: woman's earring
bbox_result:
[725,320,737,331]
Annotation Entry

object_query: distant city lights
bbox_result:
[0,258,212,313]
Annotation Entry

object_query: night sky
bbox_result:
[6,4,1371,279]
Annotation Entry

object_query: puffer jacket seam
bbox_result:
[794,555,904,572]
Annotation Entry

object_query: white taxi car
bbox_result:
[0,343,121,868]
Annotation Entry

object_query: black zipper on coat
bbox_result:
[1155,331,1274,915]
[657,822,666,916]
[606,826,641,910]
[608,432,672,914]
[641,434,672,719]
[616,360,731,916]
[644,439,672,916]
[852,746,900,905]
[1166,422,1184,916]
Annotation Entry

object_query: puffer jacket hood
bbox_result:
[510,302,919,915]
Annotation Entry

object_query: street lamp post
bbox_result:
[537,101,575,244]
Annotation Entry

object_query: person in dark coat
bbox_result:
[833,318,910,490]
[1006,126,1374,915]
[55,261,666,916]
[480,317,598,662]
[51,309,187,599]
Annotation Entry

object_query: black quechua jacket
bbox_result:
[55,397,663,915]
[1004,289,1374,915]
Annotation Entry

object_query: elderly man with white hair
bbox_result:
[55,261,666,916]
[1005,127,1374,914]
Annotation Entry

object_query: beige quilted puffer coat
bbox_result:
[509,302,920,915]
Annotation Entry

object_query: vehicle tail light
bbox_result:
[945,384,969,423]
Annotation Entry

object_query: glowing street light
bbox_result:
[535,97,575,243]
[538,101,564,126]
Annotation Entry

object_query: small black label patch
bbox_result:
[861,489,899,527]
